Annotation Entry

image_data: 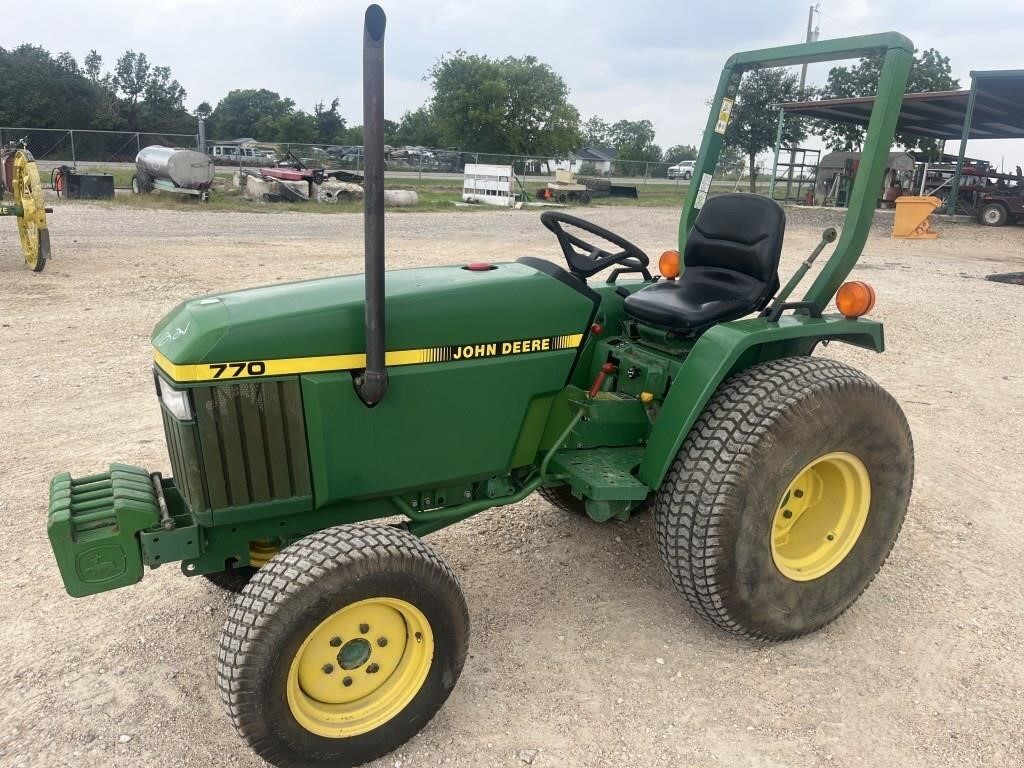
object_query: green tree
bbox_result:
[581,116,611,147]
[816,47,958,159]
[393,106,441,147]
[663,144,698,164]
[609,119,661,166]
[208,89,298,140]
[194,102,212,119]
[428,52,580,155]
[0,44,103,129]
[724,67,807,191]
[83,50,103,82]
[55,51,78,73]
[113,50,150,128]
[313,98,347,144]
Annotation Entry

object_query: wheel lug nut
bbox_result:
[322,663,334,674]
[782,510,793,519]
[343,676,353,687]
[359,623,369,634]
[367,663,380,674]
[329,636,342,647]
[794,490,804,498]
[826,533,835,541]
[377,637,388,648]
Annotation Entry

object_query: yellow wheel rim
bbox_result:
[11,151,47,269]
[771,451,871,582]
[286,597,434,738]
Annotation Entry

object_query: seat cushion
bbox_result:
[624,193,785,333]
[623,267,771,332]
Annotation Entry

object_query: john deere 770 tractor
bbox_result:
[47,8,916,768]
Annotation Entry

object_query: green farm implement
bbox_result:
[47,7,916,767]
[1,140,51,271]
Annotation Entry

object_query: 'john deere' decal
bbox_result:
[154,333,584,383]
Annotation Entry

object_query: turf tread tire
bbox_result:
[217,524,469,768]
[653,356,913,641]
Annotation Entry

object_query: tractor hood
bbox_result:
[152,262,595,380]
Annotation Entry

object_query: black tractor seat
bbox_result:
[624,193,786,334]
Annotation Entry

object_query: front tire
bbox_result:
[654,357,913,641]
[218,524,469,768]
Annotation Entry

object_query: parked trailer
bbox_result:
[133,146,215,201]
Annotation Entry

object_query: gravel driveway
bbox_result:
[1,201,1022,768]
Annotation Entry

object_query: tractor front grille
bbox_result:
[162,378,312,513]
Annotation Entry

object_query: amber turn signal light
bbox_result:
[836,281,876,319]
[659,250,680,279]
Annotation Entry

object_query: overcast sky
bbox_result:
[5,0,1023,167]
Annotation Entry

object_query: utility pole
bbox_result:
[785,4,819,201]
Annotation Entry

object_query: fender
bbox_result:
[637,313,883,488]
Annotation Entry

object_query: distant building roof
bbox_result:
[214,137,259,146]
[573,146,617,162]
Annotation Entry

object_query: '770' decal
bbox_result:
[209,361,266,378]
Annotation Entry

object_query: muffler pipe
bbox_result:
[357,4,389,405]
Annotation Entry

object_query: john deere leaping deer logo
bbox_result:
[76,546,127,583]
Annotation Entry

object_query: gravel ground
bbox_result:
[1,201,1022,768]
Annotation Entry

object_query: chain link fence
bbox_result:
[1,127,198,166]
[270,143,754,184]
[4,127,763,191]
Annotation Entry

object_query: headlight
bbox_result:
[157,376,193,421]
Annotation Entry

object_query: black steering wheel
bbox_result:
[540,210,651,280]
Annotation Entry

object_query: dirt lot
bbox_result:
[1,202,1022,768]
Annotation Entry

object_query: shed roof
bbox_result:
[778,70,1024,141]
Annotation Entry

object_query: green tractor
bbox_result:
[47,7,916,768]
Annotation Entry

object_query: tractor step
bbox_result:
[48,464,161,597]
[547,446,650,501]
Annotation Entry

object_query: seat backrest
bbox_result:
[684,193,786,284]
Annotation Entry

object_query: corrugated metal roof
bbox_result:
[778,70,1024,141]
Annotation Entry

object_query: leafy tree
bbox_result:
[137,65,191,132]
[663,144,698,164]
[340,125,364,146]
[392,106,441,146]
[0,44,103,129]
[816,48,958,158]
[723,67,808,190]
[313,98,347,144]
[194,102,212,119]
[609,119,662,176]
[113,50,150,128]
[208,89,298,140]
[270,111,317,144]
[55,51,78,73]
[83,50,103,82]
[428,52,580,155]
[581,116,612,147]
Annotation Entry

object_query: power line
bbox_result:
[817,7,863,34]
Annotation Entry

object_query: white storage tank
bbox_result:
[136,146,215,190]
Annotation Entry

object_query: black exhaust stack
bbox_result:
[357,4,389,406]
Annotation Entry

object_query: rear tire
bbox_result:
[218,524,469,768]
[980,203,1008,227]
[654,357,913,641]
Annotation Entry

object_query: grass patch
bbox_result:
[83,172,771,215]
